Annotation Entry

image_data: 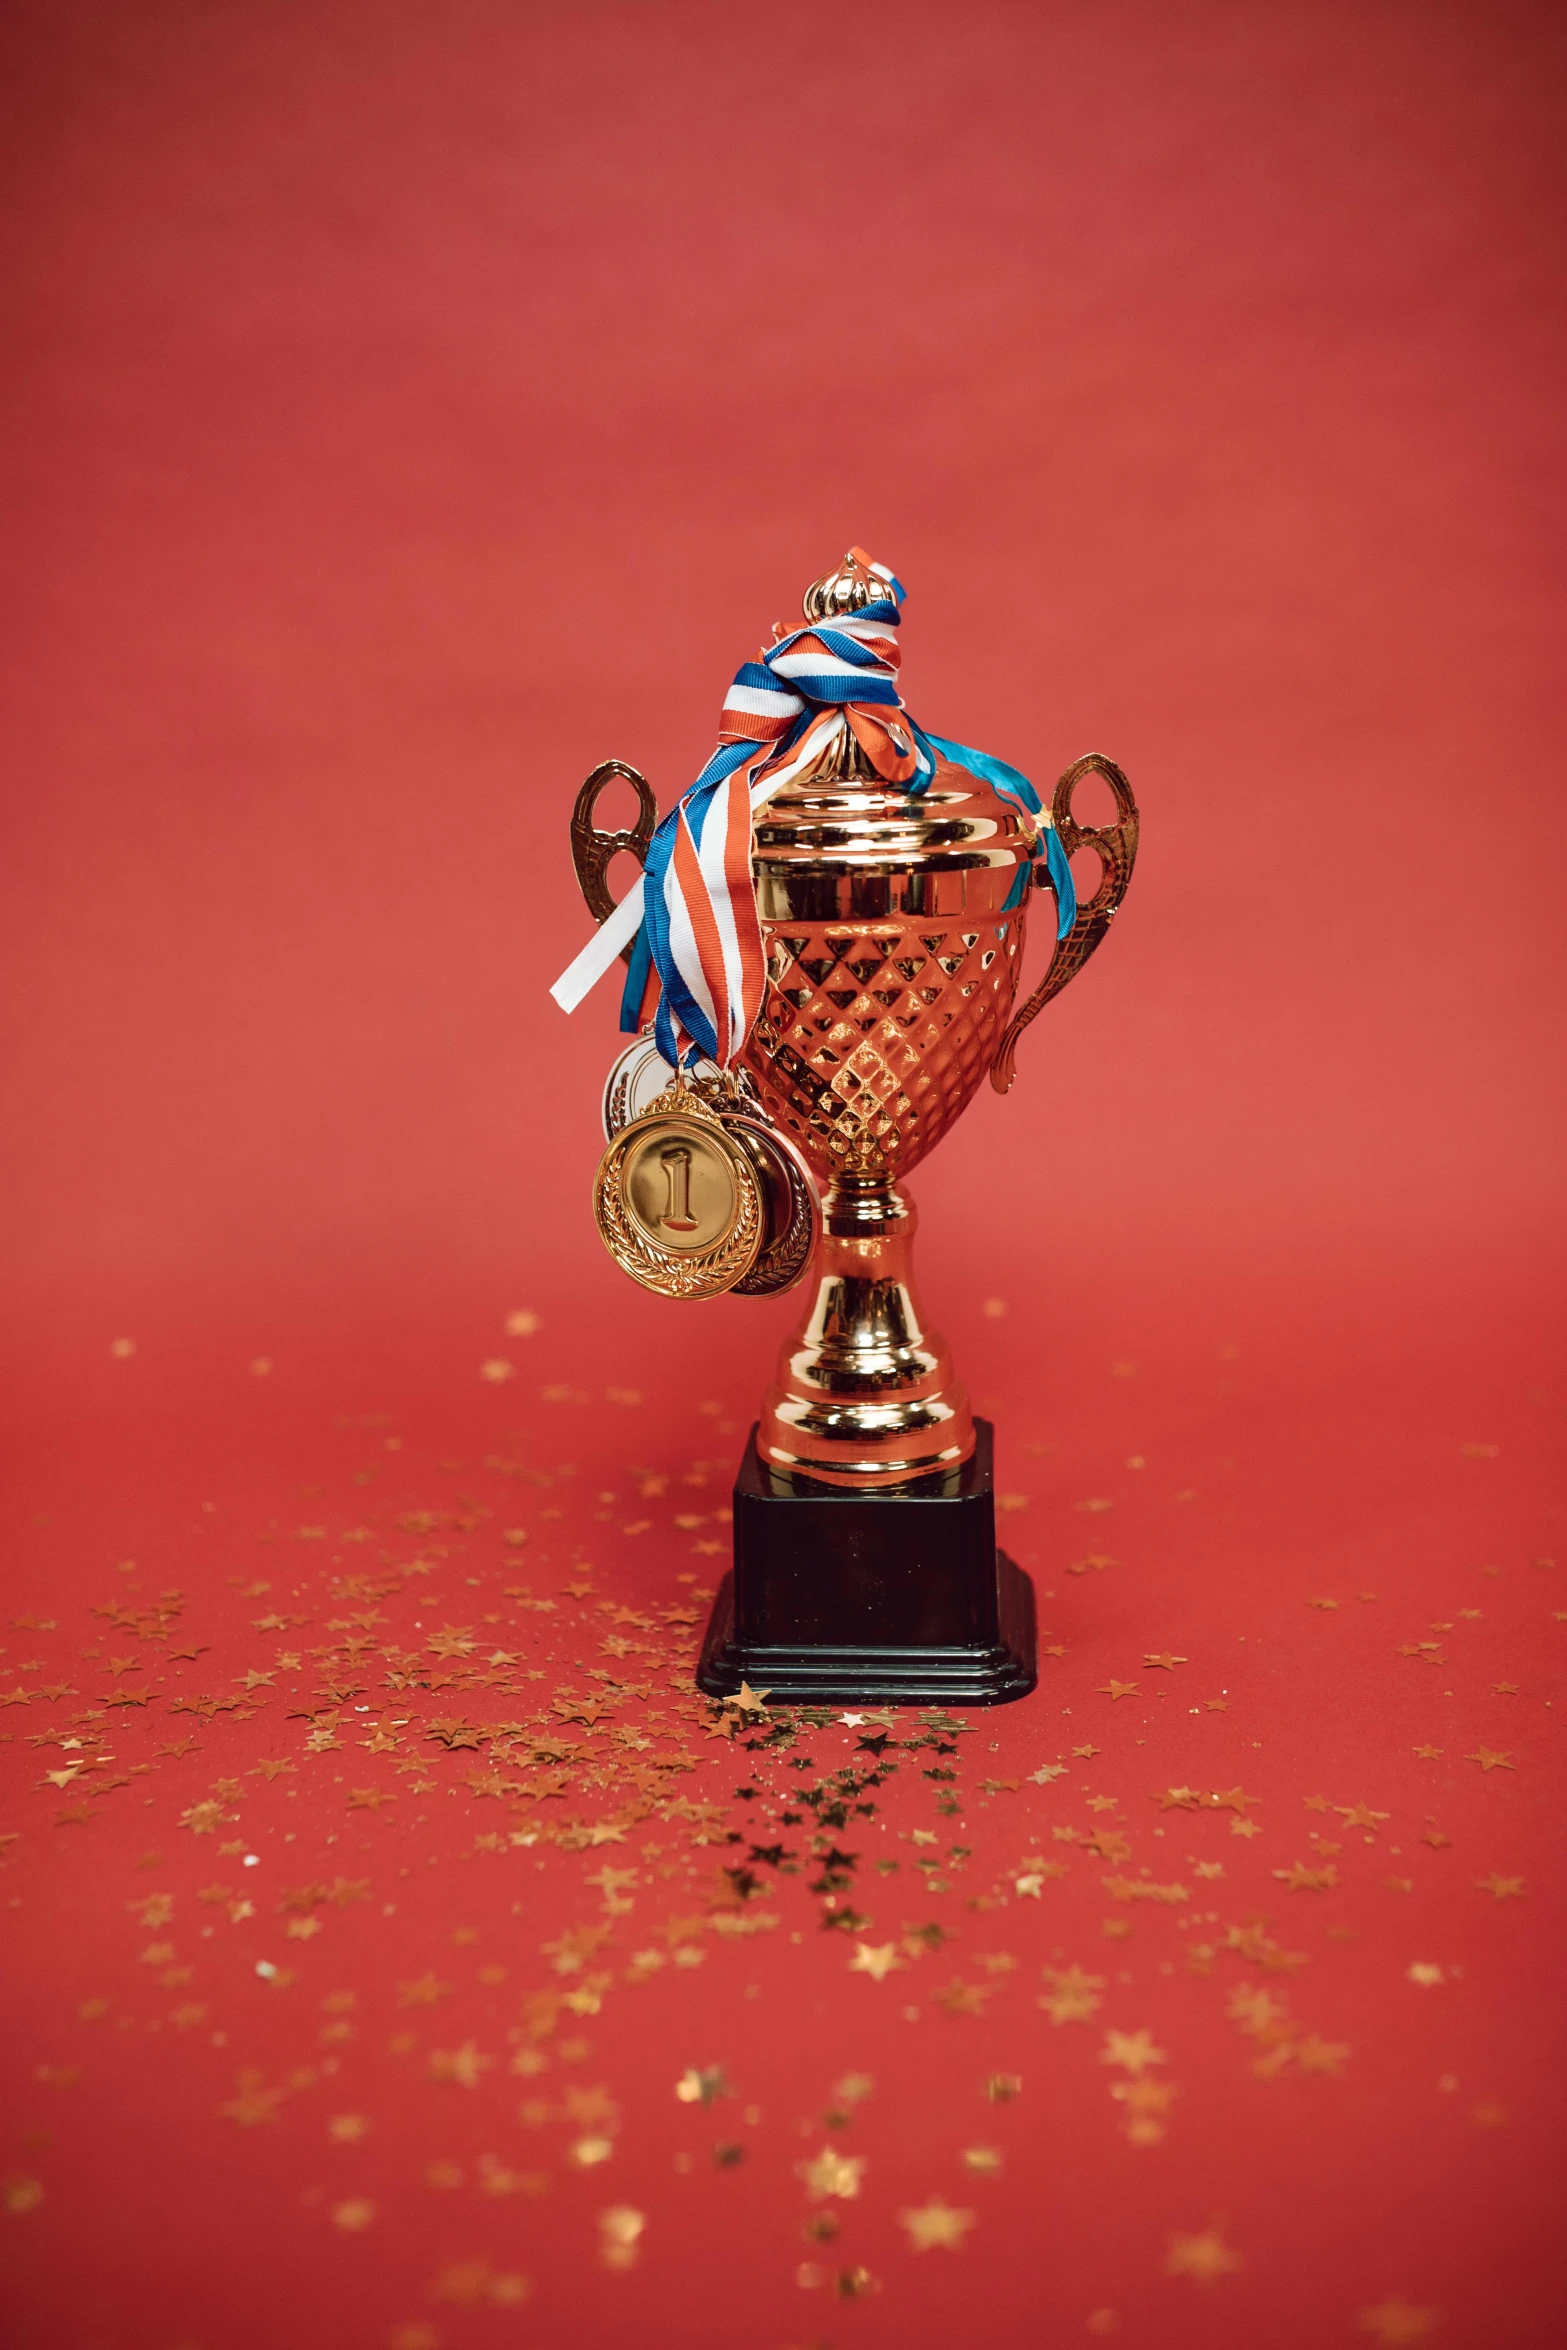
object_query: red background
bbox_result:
[2,3,1564,2346]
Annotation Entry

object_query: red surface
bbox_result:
[1,3,1564,2344]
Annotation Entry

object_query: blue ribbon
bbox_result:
[924,734,1077,940]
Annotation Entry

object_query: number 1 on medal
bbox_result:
[658,1145,699,1232]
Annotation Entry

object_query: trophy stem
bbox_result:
[757,1175,975,1489]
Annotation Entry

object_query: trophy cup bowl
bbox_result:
[737,725,1037,1486]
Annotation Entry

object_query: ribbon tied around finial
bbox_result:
[549,549,1075,1066]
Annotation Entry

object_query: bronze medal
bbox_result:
[725,1111,819,1298]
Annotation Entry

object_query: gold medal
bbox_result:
[593,1083,765,1299]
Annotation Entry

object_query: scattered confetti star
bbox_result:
[848,1942,902,1981]
[1100,2028,1166,2076]
[1096,1680,1139,1701]
[1296,2036,1352,2076]
[960,2146,1002,2174]
[479,1359,515,1383]
[1492,1680,1519,1695]
[1028,1763,1067,1785]
[505,1308,541,1336]
[1071,1743,1101,1759]
[724,1681,771,1718]
[797,2148,866,2200]
[1413,1745,1443,1760]
[1040,1966,1104,2026]
[1407,1963,1445,1987]
[1464,1747,1514,1772]
[1357,2298,1439,2344]
[1335,1802,1391,1830]
[1142,1653,1187,1671]
[328,2115,370,2143]
[1473,1873,1526,1900]
[1153,1786,1203,1812]
[331,2198,376,2231]
[674,2067,730,2105]
[1204,1697,1229,1711]
[220,2073,283,2127]
[934,1979,991,2019]
[346,1787,395,1811]
[1229,1817,1262,1840]
[1272,1860,1338,1892]
[397,1973,453,2009]
[597,2207,645,2271]
[898,2198,975,2251]
[428,2041,494,2089]
[1163,2227,1242,2283]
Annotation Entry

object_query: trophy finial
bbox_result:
[802,552,881,623]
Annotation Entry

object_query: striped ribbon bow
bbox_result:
[549,550,1076,1064]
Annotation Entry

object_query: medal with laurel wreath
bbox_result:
[592,1081,766,1300]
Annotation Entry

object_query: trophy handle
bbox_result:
[570,760,659,964]
[990,753,1139,1094]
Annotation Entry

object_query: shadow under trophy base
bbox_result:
[569,554,1137,1706]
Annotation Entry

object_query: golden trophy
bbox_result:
[553,551,1137,1703]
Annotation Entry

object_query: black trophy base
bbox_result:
[695,1419,1036,1708]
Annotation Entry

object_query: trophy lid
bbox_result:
[802,551,887,624]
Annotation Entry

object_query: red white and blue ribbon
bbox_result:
[549,551,1075,1064]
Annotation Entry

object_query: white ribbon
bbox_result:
[549,877,644,1014]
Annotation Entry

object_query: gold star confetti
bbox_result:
[1273,1860,1338,1892]
[1100,2028,1166,2075]
[1464,1747,1514,1772]
[598,2206,645,2271]
[1164,2226,1242,2283]
[797,2148,865,2200]
[1357,2298,1438,2344]
[1473,1873,1526,1900]
[1142,1652,1187,1671]
[427,2041,493,2088]
[1040,1964,1104,2026]
[674,2067,730,2104]
[898,2198,975,2251]
[1296,2036,1351,2076]
[848,1942,902,1981]
[1096,1680,1138,1701]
